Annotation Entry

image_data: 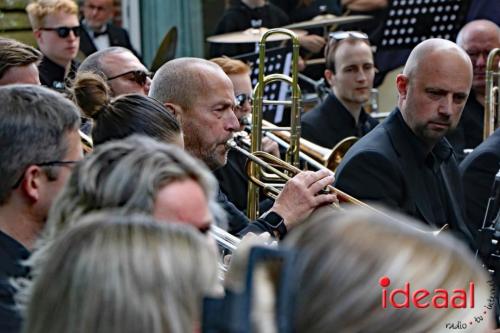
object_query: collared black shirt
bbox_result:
[0,231,30,333]
[301,92,379,149]
[447,91,484,161]
[397,111,453,228]
[38,56,78,93]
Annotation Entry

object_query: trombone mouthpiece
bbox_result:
[226,139,238,149]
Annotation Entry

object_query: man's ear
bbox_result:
[164,103,183,121]
[396,74,409,100]
[21,166,43,202]
[324,69,335,88]
[33,29,42,42]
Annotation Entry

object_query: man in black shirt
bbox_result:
[301,31,378,149]
[26,0,80,91]
[150,58,337,238]
[335,39,475,249]
[447,19,500,160]
[0,85,82,333]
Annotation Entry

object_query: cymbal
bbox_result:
[150,26,178,73]
[283,15,372,30]
[206,27,307,44]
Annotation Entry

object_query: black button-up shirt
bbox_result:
[301,92,379,149]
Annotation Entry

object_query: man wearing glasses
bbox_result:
[0,85,82,333]
[446,19,500,161]
[79,0,139,58]
[301,31,379,149]
[26,0,80,91]
[78,46,151,96]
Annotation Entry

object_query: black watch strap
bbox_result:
[260,211,287,240]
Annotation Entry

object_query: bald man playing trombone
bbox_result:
[335,38,476,249]
[150,57,337,239]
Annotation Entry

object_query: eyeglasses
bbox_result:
[12,160,79,189]
[235,94,253,108]
[39,26,81,38]
[328,31,369,42]
[107,70,152,86]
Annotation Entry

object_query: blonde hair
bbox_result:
[210,56,251,76]
[280,207,492,332]
[22,211,218,333]
[26,0,78,29]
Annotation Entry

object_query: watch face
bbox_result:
[266,212,284,226]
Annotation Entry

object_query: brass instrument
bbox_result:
[262,119,357,171]
[483,48,500,140]
[247,28,302,220]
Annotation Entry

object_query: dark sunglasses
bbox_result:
[12,160,79,189]
[107,70,152,86]
[235,93,253,108]
[39,26,81,38]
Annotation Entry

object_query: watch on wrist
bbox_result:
[261,211,287,240]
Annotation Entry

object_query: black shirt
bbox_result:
[301,92,379,149]
[447,91,484,161]
[38,56,78,93]
[0,231,30,333]
[209,1,289,57]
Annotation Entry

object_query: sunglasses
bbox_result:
[12,160,79,189]
[107,70,152,86]
[235,93,253,108]
[39,26,81,38]
[329,31,369,42]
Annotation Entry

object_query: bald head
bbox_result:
[149,58,226,110]
[397,39,473,147]
[403,38,472,81]
[456,20,500,94]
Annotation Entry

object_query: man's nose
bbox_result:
[438,95,453,116]
[225,109,240,132]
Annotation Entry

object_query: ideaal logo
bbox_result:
[379,276,475,309]
[379,276,496,330]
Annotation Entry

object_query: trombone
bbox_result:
[483,48,500,140]
[247,28,302,220]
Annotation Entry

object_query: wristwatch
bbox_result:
[260,211,287,240]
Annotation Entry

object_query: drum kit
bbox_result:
[206,14,372,45]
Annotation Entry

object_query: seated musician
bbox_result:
[210,56,279,212]
[335,39,476,249]
[460,128,500,240]
[446,20,500,161]
[78,47,151,96]
[0,37,42,86]
[209,0,325,59]
[301,30,378,149]
[149,58,338,237]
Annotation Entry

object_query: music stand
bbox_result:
[235,46,292,125]
[378,0,470,50]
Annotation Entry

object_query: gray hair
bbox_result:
[149,57,223,109]
[22,211,219,333]
[0,84,80,204]
[78,46,132,78]
[279,206,491,333]
[43,134,220,242]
